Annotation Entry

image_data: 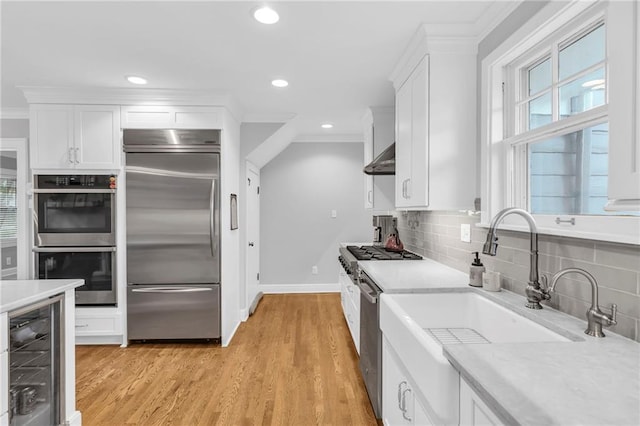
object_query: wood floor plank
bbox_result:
[76,293,378,425]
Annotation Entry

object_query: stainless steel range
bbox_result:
[338,244,422,419]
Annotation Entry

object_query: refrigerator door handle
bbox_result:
[130,287,213,294]
[209,178,216,257]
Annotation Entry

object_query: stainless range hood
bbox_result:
[363,143,395,175]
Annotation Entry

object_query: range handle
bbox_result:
[130,287,213,294]
[358,272,380,304]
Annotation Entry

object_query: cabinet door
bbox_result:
[30,105,74,169]
[363,121,374,209]
[395,78,413,208]
[383,339,413,425]
[459,379,503,426]
[395,56,429,208]
[409,56,429,207]
[74,105,121,170]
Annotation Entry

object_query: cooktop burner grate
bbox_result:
[346,245,422,261]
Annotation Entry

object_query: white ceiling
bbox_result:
[1,1,519,139]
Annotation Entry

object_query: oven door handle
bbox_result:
[32,188,116,194]
[33,246,117,253]
[130,287,213,294]
[358,281,378,304]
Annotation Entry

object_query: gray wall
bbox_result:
[397,1,640,342]
[0,119,29,138]
[260,142,372,285]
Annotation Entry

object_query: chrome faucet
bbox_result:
[546,268,617,337]
[482,207,548,309]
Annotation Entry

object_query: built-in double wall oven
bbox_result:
[33,175,117,305]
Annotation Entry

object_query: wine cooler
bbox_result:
[7,295,63,425]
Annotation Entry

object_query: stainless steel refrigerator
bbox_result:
[124,129,221,340]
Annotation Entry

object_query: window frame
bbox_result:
[480,0,640,245]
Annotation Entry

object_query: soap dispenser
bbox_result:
[469,252,485,287]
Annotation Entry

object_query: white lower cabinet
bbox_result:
[75,308,123,343]
[338,262,360,352]
[459,378,503,426]
[383,338,434,426]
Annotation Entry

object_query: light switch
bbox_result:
[331,210,337,218]
[460,224,471,243]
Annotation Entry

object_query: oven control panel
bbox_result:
[36,174,115,189]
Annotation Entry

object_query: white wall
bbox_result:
[260,142,372,290]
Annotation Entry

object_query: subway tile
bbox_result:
[599,287,640,318]
[559,259,637,294]
[594,241,640,272]
[539,237,596,263]
[539,254,562,276]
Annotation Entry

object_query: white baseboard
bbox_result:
[76,335,123,345]
[65,410,82,426]
[259,283,340,294]
[240,308,249,322]
[222,320,241,347]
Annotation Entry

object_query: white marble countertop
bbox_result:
[358,257,640,425]
[357,259,469,292]
[1,279,84,313]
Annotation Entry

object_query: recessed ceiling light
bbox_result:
[271,79,288,88]
[321,123,333,129]
[126,75,147,85]
[582,79,605,88]
[254,6,279,24]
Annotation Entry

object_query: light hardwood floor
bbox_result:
[76,294,378,425]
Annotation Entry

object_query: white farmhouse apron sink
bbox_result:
[380,291,570,425]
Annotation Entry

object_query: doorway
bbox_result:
[0,138,29,279]
[246,162,261,312]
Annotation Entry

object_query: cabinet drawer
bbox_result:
[0,351,7,414]
[75,315,121,336]
[0,314,7,352]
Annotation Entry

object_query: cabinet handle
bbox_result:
[75,324,89,328]
[75,147,80,164]
[68,148,74,164]
[398,381,408,410]
[402,179,410,199]
[401,387,413,421]
[367,190,373,204]
[405,178,411,199]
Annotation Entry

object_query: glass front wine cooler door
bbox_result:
[8,295,62,425]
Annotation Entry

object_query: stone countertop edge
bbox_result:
[1,279,85,313]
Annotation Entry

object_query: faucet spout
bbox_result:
[483,208,546,309]
[548,268,617,337]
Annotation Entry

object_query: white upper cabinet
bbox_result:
[391,30,478,210]
[605,1,640,211]
[121,105,223,129]
[30,104,121,171]
[362,106,396,211]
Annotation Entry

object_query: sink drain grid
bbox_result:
[425,328,490,345]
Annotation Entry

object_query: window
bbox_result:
[507,20,616,217]
[481,1,639,244]
[0,176,17,240]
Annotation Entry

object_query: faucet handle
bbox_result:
[608,304,618,325]
[539,275,551,299]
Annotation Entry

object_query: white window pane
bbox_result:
[559,67,605,118]
[529,123,609,215]
[528,93,552,130]
[559,24,605,81]
[528,58,551,96]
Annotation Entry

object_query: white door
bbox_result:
[246,164,261,312]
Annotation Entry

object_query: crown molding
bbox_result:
[292,133,363,143]
[242,112,296,123]
[0,108,29,120]
[18,86,245,124]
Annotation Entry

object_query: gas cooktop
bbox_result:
[346,245,422,261]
